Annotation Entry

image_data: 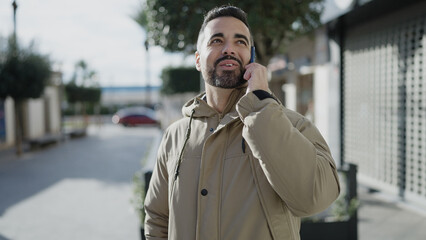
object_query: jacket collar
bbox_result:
[182,87,246,121]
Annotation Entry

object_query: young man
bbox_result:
[144,6,340,240]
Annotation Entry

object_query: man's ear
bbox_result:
[195,51,201,71]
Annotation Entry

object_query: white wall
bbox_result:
[313,63,341,167]
[26,99,45,139]
[44,86,61,133]
[282,83,297,111]
[5,97,15,146]
[314,66,330,141]
[0,79,62,148]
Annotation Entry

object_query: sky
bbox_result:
[0,0,192,87]
[0,0,346,87]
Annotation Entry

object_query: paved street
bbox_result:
[0,124,161,240]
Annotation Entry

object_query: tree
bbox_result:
[0,36,51,155]
[133,0,324,65]
[160,67,200,95]
[64,60,101,128]
[69,60,98,87]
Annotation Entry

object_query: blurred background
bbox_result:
[0,0,425,239]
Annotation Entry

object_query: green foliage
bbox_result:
[160,67,200,95]
[331,196,360,221]
[65,83,101,104]
[133,0,324,64]
[69,60,98,87]
[302,170,360,223]
[131,171,146,226]
[64,60,101,104]
[0,37,51,100]
[62,104,119,116]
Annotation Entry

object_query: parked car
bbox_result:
[112,106,158,127]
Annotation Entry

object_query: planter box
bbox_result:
[300,216,357,240]
[300,163,358,240]
[140,227,145,240]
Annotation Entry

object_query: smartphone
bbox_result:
[250,46,255,63]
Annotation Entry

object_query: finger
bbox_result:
[244,63,256,80]
[243,68,252,80]
[244,62,254,69]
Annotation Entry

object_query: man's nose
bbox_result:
[222,43,235,55]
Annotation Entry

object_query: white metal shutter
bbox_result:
[343,5,426,201]
[405,16,426,203]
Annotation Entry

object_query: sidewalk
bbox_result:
[358,185,426,240]
[0,125,161,240]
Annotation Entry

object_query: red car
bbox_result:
[112,107,158,126]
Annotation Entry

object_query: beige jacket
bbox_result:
[144,88,340,240]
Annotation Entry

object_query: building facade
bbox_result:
[274,0,426,208]
[334,0,426,206]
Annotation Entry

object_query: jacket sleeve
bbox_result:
[144,132,170,239]
[236,91,340,217]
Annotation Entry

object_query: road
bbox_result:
[0,124,161,240]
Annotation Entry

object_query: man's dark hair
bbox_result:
[197,5,253,50]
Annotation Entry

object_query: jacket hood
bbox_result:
[182,87,247,118]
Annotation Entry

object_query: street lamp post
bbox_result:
[12,0,18,40]
[11,0,22,155]
[144,40,151,107]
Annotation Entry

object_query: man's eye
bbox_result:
[210,39,222,44]
[237,40,247,45]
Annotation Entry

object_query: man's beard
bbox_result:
[205,56,246,89]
